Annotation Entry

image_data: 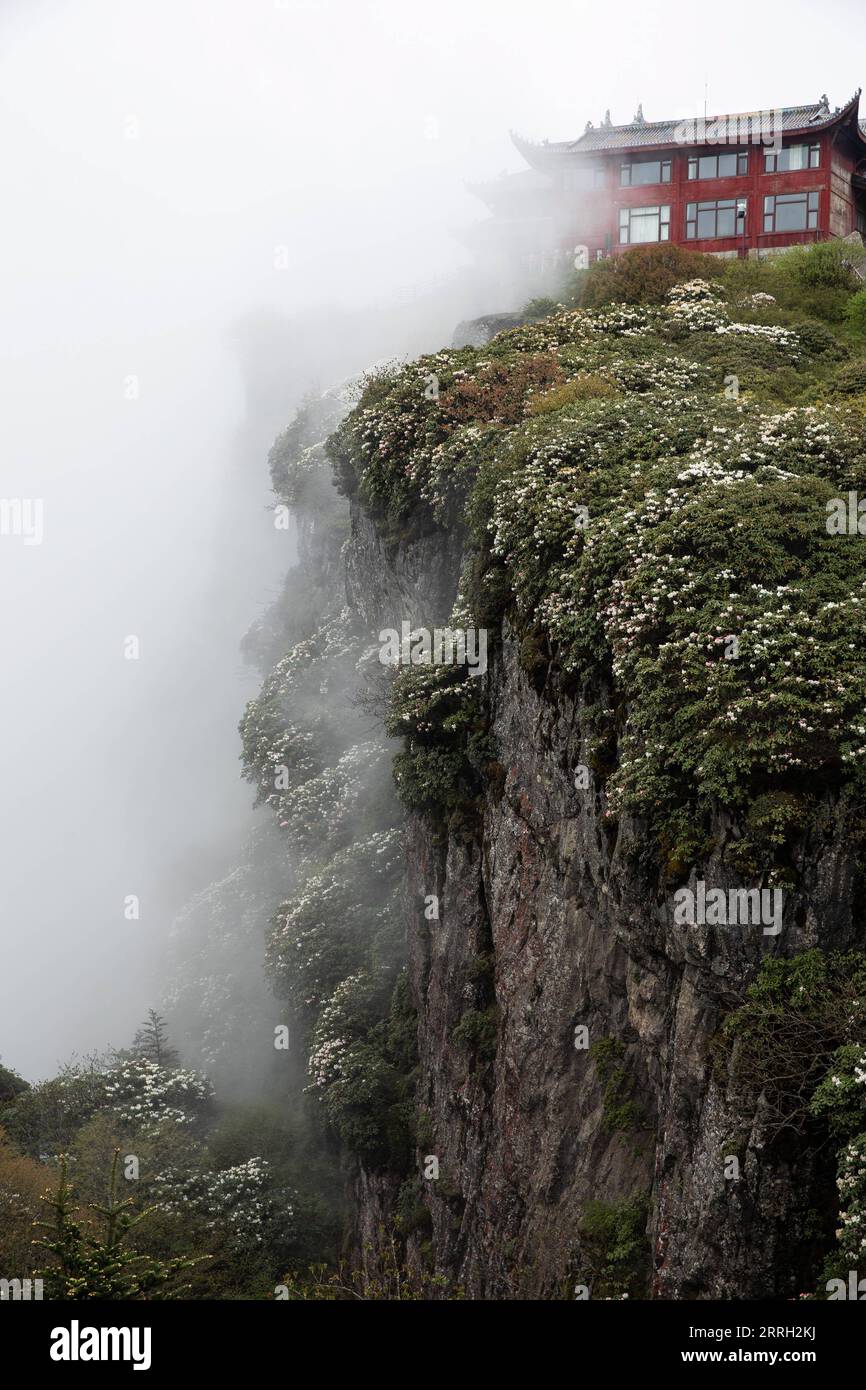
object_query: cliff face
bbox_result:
[248,263,866,1299]
[341,505,858,1299]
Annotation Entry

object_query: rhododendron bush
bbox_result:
[332,279,866,870]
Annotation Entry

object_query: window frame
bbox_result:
[620,157,672,187]
[685,197,748,241]
[762,189,820,233]
[561,163,607,192]
[764,142,821,174]
[687,150,749,180]
[619,203,672,245]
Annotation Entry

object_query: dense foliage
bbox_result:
[239,389,415,1174]
[718,950,866,1291]
[0,1019,310,1298]
[330,248,866,871]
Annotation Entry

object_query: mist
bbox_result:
[1,0,861,1088]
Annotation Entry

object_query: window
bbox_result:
[685,198,747,239]
[619,204,671,244]
[763,190,820,232]
[620,157,671,187]
[764,143,820,173]
[561,164,606,192]
[687,150,749,180]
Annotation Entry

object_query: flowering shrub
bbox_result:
[269,389,347,511]
[275,741,394,856]
[738,291,777,309]
[809,1038,866,1281]
[240,609,368,811]
[585,466,866,821]
[331,283,817,534]
[102,1058,214,1134]
[329,282,866,873]
[267,830,403,1013]
[830,1134,866,1269]
[239,387,416,1165]
[811,1044,866,1140]
[151,1157,294,1254]
[714,321,801,358]
[308,970,417,1164]
[665,298,730,332]
[666,279,727,305]
[385,661,491,816]
[605,355,708,395]
[308,971,387,1090]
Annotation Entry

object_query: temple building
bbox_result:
[467,92,866,279]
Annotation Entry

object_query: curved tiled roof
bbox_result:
[512,92,865,166]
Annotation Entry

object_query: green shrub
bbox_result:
[526,374,618,414]
[717,950,866,1292]
[521,296,559,322]
[715,950,866,1137]
[280,1228,464,1299]
[452,1007,498,1061]
[575,1197,649,1298]
[832,358,866,394]
[309,970,418,1171]
[415,1110,435,1151]
[723,791,813,878]
[2,1062,111,1159]
[844,287,866,338]
[779,241,865,291]
[386,663,490,817]
[0,1062,29,1104]
[794,318,848,358]
[589,1038,643,1133]
[579,244,724,308]
[395,1176,433,1236]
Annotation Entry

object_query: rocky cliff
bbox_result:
[341,511,860,1299]
[245,251,866,1299]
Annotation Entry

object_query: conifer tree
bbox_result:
[131,1010,179,1068]
[34,1150,199,1299]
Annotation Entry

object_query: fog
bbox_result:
[0,0,860,1080]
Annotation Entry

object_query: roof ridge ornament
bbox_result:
[632,103,646,125]
[602,109,612,128]
[509,129,541,148]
